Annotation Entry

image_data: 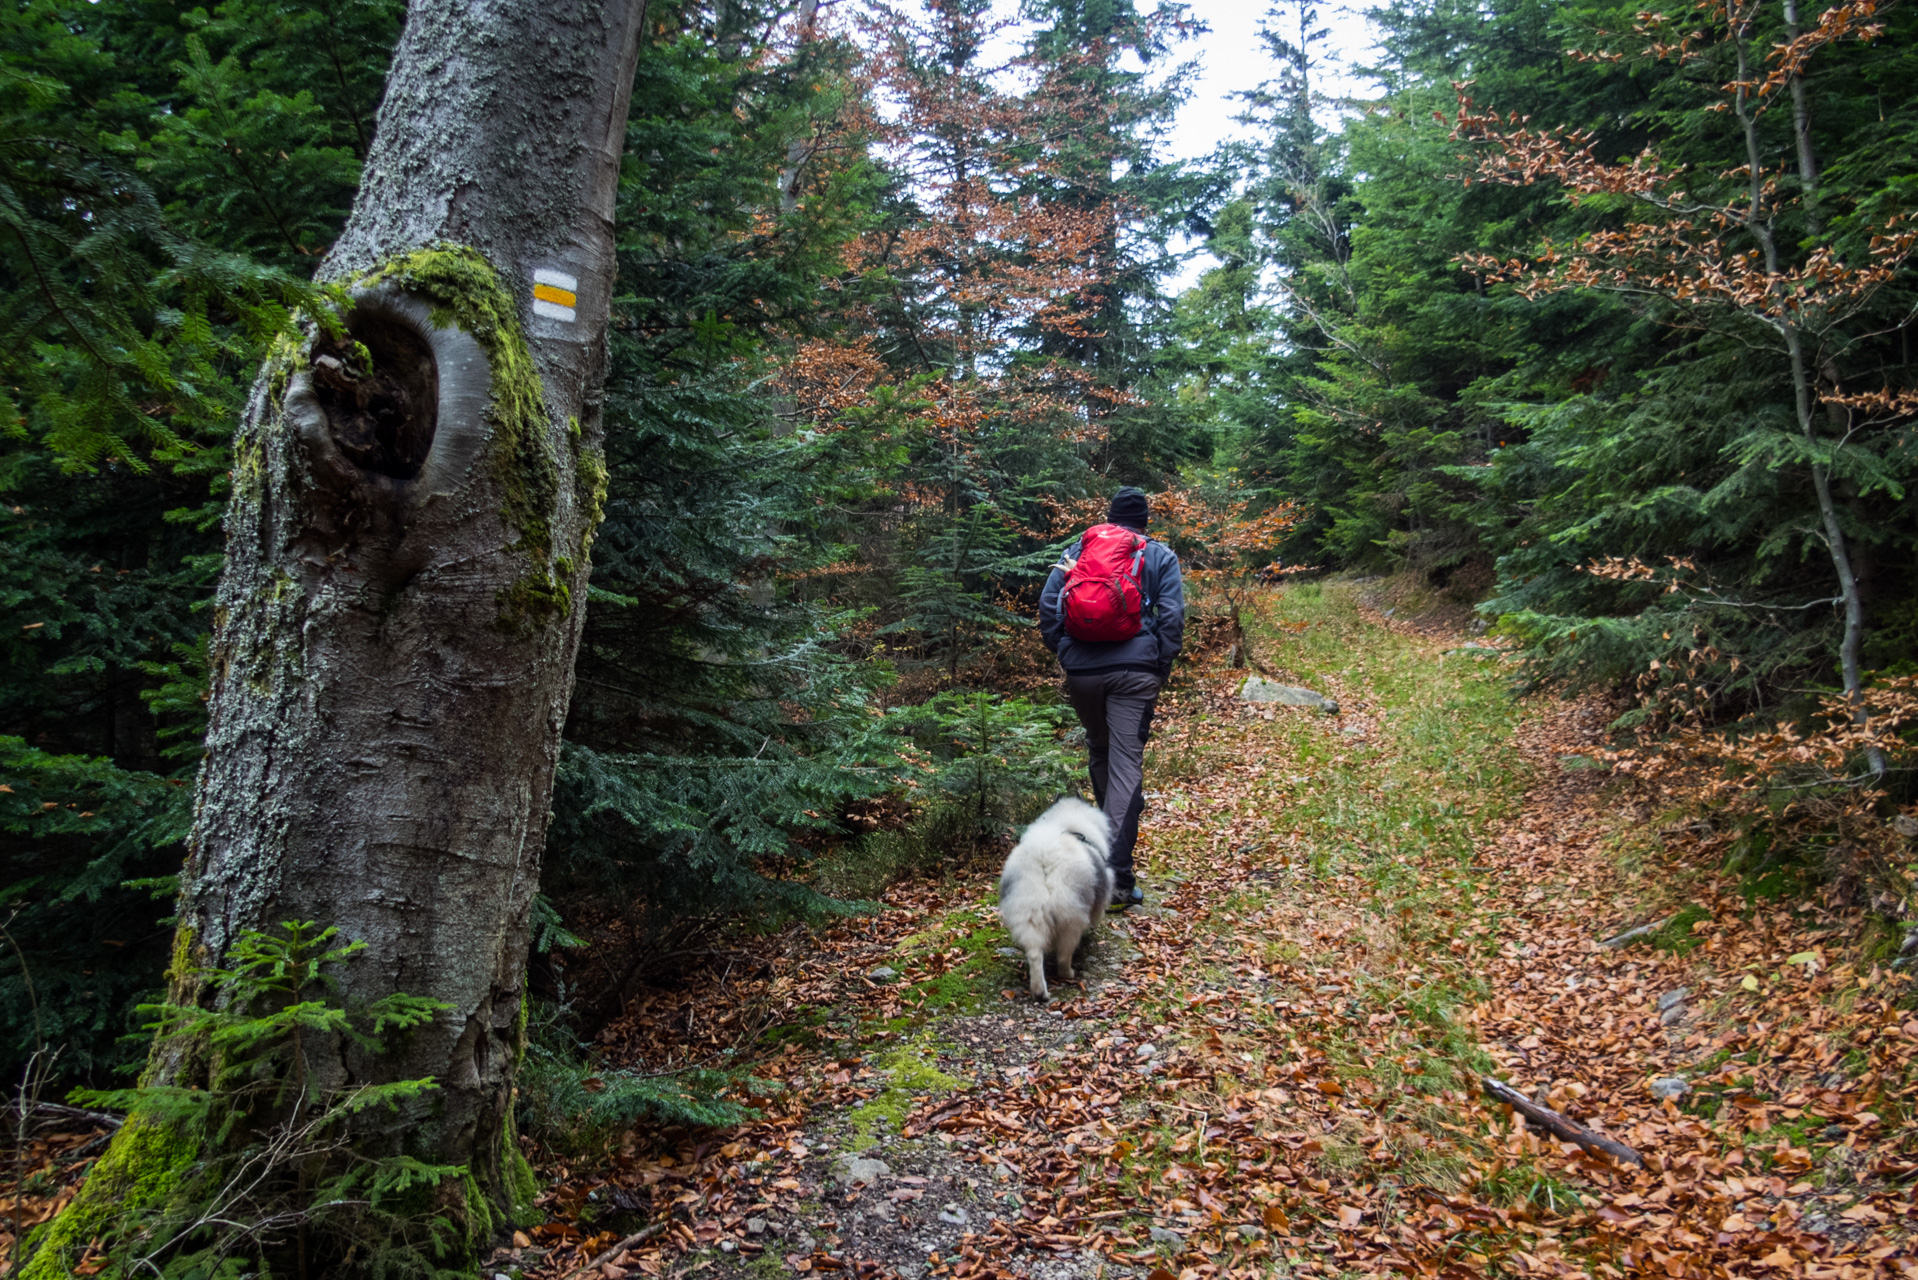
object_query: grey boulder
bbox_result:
[835,1154,891,1186]
[1238,677,1338,713]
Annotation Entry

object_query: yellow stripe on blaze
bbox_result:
[533,282,578,308]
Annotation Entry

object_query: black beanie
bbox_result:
[1107,487,1149,531]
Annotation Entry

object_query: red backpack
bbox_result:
[1061,523,1150,642]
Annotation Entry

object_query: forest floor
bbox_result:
[4,582,1913,1278]
[512,580,1918,1280]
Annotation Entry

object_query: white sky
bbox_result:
[1157,0,1379,288]
[1162,0,1378,164]
[972,0,1380,164]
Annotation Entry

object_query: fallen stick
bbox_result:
[1481,1077,1644,1167]
[1598,916,1673,949]
[5,1101,123,1130]
[557,1220,669,1280]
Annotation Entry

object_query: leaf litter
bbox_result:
[8,585,1909,1280]
[514,584,1914,1280]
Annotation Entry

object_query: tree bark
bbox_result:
[1732,15,1880,773]
[207,0,646,1208]
[1782,0,1823,235]
[32,0,646,1267]
[777,0,823,214]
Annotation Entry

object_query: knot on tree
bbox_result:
[284,288,493,584]
[310,312,438,480]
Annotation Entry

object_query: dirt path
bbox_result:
[521,583,1917,1280]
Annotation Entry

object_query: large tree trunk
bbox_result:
[30,0,645,1270]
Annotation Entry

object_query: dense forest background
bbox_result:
[4,0,1914,1093]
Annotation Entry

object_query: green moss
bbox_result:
[150,924,211,1088]
[263,328,308,405]
[1653,903,1714,954]
[495,572,573,635]
[240,571,307,694]
[457,1165,500,1240]
[243,333,310,506]
[352,245,566,620]
[232,430,269,502]
[163,921,198,986]
[880,902,1008,1018]
[504,1142,540,1220]
[503,992,540,1220]
[747,1249,794,1280]
[847,1038,965,1144]
[20,1113,199,1277]
[575,443,609,559]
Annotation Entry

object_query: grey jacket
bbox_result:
[1038,534,1185,679]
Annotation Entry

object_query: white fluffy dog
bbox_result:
[997,798,1113,1001]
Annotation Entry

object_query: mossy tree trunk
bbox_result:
[35,0,647,1264]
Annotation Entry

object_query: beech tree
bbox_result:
[1454,0,1910,754]
[27,0,648,1271]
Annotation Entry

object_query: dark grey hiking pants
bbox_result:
[1064,670,1161,893]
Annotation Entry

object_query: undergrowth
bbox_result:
[27,922,469,1279]
[517,998,763,1161]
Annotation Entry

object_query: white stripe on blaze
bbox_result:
[533,268,578,291]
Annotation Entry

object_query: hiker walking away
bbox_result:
[1038,487,1184,910]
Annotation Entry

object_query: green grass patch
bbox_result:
[1151,580,1543,1195]
[1478,1166,1586,1214]
[1653,903,1714,954]
[846,1037,966,1145]
[883,899,1012,1019]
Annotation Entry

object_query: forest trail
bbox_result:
[524,583,1917,1280]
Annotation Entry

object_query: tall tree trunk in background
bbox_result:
[32,0,645,1266]
[778,0,823,213]
[1729,13,1882,774]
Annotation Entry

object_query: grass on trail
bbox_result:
[523,579,1918,1280]
[1135,580,1530,1168]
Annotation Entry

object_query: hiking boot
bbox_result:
[1109,885,1145,911]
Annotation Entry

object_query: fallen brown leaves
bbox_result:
[519,875,999,1278]
[521,593,1916,1280]
[0,1122,109,1272]
[403,589,1911,1280]
[1460,710,1915,1272]
[14,589,1905,1280]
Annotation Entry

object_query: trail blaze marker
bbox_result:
[532,268,578,322]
